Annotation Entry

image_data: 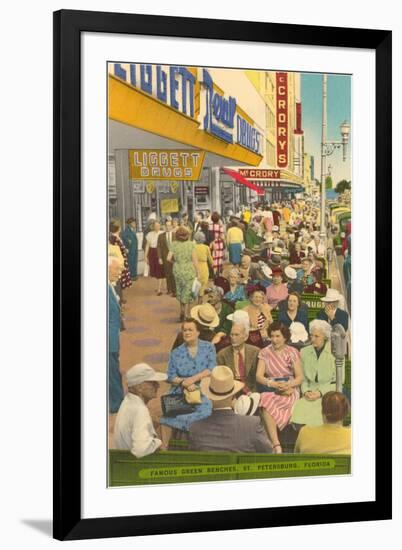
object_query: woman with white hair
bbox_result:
[224,268,247,304]
[291,319,342,427]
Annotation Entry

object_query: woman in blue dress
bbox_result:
[121,218,138,280]
[224,268,247,304]
[160,319,216,449]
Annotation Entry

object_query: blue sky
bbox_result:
[301,73,351,186]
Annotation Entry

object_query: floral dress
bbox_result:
[160,340,215,431]
[169,240,196,304]
[109,234,132,289]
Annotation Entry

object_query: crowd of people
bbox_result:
[108,199,351,459]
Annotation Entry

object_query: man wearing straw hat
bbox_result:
[189,366,272,453]
[317,288,349,331]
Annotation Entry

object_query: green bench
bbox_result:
[109,449,351,486]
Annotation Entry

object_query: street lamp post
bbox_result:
[320,74,351,241]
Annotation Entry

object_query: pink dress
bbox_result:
[265,283,288,308]
[259,345,300,430]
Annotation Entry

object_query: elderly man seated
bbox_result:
[317,288,349,331]
[217,321,260,394]
[189,366,272,453]
[238,254,270,285]
[113,363,167,458]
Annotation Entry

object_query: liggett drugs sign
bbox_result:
[129,150,206,180]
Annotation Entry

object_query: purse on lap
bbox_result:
[161,394,196,417]
[183,388,202,405]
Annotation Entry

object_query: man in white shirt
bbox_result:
[114,363,167,458]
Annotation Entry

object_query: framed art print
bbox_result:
[53,9,392,540]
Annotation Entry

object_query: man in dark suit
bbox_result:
[157,219,176,296]
[217,323,259,394]
[317,288,349,331]
[109,255,124,413]
[189,366,272,453]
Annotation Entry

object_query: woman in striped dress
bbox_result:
[209,212,225,275]
[256,321,304,453]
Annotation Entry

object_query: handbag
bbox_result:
[161,394,196,417]
[191,277,202,299]
[183,388,202,405]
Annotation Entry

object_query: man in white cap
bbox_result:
[189,366,272,453]
[113,363,167,458]
[317,289,349,331]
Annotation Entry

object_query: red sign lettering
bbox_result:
[276,73,288,168]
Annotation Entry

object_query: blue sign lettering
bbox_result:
[202,69,236,143]
[112,63,194,118]
[236,115,262,154]
[129,64,136,87]
[178,67,195,117]
[169,67,179,110]
[140,65,152,94]
[156,66,167,102]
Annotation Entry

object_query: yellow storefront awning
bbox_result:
[109,75,263,167]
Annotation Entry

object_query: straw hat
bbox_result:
[200,366,244,401]
[234,393,261,416]
[321,288,342,302]
[190,303,219,328]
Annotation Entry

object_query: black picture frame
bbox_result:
[53,9,392,541]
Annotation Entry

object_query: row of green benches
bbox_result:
[109,358,352,486]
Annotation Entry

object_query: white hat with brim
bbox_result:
[284,266,297,280]
[321,288,342,302]
[126,363,167,387]
[234,393,261,416]
[200,366,244,401]
[190,303,220,327]
[261,264,272,278]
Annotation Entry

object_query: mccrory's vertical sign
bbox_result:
[276,72,288,168]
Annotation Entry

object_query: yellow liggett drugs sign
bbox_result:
[129,150,205,181]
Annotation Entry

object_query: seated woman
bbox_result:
[291,319,341,427]
[224,268,247,305]
[171,303,219,350]
[160,319,216,449]
[294,391,351,454]
[256,321,304,453]
[304,268,328,296]
[278,292,308,330]
[265,267,289,309]
[244,285,273,345]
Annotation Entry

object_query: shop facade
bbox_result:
[108,63,265,230]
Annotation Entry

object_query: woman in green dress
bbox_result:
[291,319,342,427]
[167,226,200,321]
